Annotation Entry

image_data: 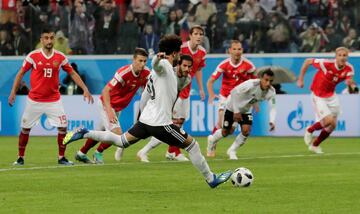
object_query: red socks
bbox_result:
[168,146,181,156]
[57,133,66,157]
[80,139,99,154]
[18,131,29,157]
[313,129,331,147]
[96,143,112,153]
[211,126,218,134]
[308,122,323,133]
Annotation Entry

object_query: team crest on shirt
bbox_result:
[53,61,59,67]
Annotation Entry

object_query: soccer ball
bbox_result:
[231,167,254,187]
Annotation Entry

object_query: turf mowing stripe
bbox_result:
[1,152,360,172]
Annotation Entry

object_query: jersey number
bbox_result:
[146,76,155,100]
[43,68,53,78]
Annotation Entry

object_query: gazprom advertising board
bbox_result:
[1,95,359,136]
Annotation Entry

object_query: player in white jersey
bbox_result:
[136,54,193,162]
[63,35,232,188]
[207,69,276,160]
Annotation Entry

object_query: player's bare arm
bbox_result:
[101,85,118,124]
[8,68,26,106]
[69,71,94,103]
[297,58,313,88]
[206,77,218,104]
[195,69,205,100]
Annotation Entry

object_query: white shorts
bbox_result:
[311,93,340,121]
[21,97,67,129]
[218,95,227,111]
[173,97,190,120]
[97,98,121,131]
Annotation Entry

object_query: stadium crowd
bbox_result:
[0,0,359,55]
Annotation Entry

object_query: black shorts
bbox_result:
[127,121,189,148]
[223,109,253,131]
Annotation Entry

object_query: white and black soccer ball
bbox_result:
[231,167,254,187]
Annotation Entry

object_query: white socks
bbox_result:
[139,137,162,154]
[185,140,214,182]
[84,131,130,148]
[228,133,247,152]
[211,129,224,143]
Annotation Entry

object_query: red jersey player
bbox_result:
[206,40,256,157]
[165,25,207,160]
[74,48,150,164]
[297,47,356,154]
[8,28,93,165]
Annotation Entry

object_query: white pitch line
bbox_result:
[0,152,359,173]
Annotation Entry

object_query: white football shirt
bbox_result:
[140,56,178,126]
[226,79,276,123]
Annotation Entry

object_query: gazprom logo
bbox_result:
[41,114,56,131]
[287,101,314,131]
[287,101,346,131]
[41,115,94,131]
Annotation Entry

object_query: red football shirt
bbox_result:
[311,58,354,97]
[101,64,150,112]
[211,57,256,97]
[179,41,206,99]
[22,49,73,102]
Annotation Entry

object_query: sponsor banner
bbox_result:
[1,95,358,136]
[274,95,360,136]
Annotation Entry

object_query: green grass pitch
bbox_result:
[0,136,359,213]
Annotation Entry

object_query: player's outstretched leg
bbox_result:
[207,171,233,188]
[63,128,89,146]
[185,139,232,188]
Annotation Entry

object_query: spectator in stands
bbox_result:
[69,0,93,54]
[11,25,30,56]
[336,14,352,38]
[117,10,140,54]
[342,28,359,51]
[93,0,119,54]
[165,9,180,35]
[242,0,261,21]
[0,29,14,55]
[139,23,159,58]
[320,23,342,52]
[272,0,288,16]
[194,0,217,26]
[206,13,225,53]
[226,0,238,25]
[266,12,290,52]
[54,30,71,54]
[130,0,150,20]
[299,23,321,52]
[21,0,42,49]
[176,7,190,41]
[306,0,327,26]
